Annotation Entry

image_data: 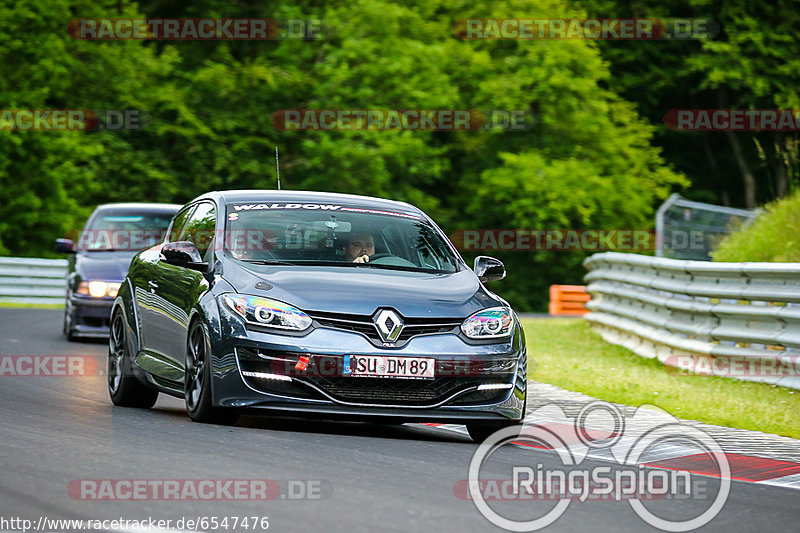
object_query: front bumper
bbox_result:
[68,295,114,337]
[209,324,527,423]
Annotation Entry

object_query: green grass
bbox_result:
[0,302,64,309]
[713,188,800,261]
[523,318,800,439]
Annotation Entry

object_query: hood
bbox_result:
[75,251,139,282]
[221,262,501,318]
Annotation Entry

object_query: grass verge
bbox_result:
[0,302,64,309]
[522,317,800,439]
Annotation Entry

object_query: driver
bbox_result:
[346,231,376,263]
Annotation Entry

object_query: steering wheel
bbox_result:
[365,253,392,261]
[367,253,418,267]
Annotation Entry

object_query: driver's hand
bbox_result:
[353,254,370,263]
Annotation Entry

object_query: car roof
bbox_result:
[94,203,182,212]
[193,190,422,215]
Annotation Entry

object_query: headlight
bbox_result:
[461,307,514,339]
[76,281,121,298]
[222,294,312,331]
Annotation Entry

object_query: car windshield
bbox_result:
[79,210,175,251]
[225,203,461,273]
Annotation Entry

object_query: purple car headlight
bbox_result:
[460,307,514,339]
[222,294,312,331]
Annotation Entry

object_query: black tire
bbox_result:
[108,309,159,408]
[185,320,239,425]
[63,305,77,342]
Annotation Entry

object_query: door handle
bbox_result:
[148,280,158,292]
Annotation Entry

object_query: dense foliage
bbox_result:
[712,189,800,262]
[3,0,795,309]
[581,0,800,207]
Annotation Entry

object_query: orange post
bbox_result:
[548,285,589,316]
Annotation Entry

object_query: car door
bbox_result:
[136,205,195,362]
[150,201,216,371]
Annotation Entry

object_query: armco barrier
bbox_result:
[0,257,67,305]
[549,285,589,316]
[583,252,800,389]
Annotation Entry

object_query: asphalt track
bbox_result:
[0,309,797,533]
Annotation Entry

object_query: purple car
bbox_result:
[55,203,181,340]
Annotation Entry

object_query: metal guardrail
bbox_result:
[583,252,800,389]
[0,257,67,306]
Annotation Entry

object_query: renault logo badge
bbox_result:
[373,309,404,343]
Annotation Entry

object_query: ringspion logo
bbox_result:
[465,402,730,531]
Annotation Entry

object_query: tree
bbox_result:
[0,0,181,255]
[582,0,800,207]
[1,0,687,311]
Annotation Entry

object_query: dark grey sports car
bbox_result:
[109,190,526,441]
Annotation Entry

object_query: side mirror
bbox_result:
[474,255,506,283]
[55,238,74,253]
[161,241,207,272]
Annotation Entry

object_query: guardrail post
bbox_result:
[582,252,800,389]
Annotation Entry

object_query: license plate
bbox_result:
[343,355,435,379]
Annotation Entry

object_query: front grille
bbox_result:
[75,305,111,328]
[302,375,482,405]
[309,310,461,347]
[236,347,517,406]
